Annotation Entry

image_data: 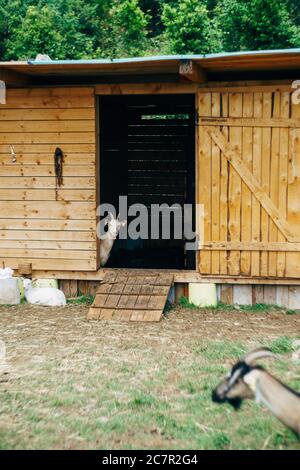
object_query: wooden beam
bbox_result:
[198,82,294,93]
[0,67,32,87]
[95,83,197,95]
[179,59,207,83]
[200,241,300,252]
[17,268,300,285]
[199,117,300,128]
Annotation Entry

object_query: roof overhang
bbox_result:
[1,49,300,87]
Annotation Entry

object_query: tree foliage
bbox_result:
[0,0,299,60]
[215,0,300,52]
[161,0,221,54]
[106,0,148,57]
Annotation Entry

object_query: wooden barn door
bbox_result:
[197,87,300,278]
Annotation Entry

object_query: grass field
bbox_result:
[0,302,299,450]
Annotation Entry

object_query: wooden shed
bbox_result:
[1,50,300,309]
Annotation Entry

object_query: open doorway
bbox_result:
[99,94,196,269]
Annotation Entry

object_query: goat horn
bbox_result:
[242,347,277,365]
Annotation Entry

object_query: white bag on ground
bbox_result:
[31,279,58,289]
[24,279,66,307]
[18,278,25,300]
[0,268,20,305]
[0,268,14,279]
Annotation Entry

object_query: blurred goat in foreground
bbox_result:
[212,348,300,437]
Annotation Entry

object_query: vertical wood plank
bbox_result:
[288,286,300,310]
[260,93,272,276]
[78,280,88,295]
[198,92,212,274]
[277,92,290,277]
[276,286,289,308]
[251,93,263,276]
[228,93,242,275]
[59,280,70,298]
[252,285,264,304]
[233,285,252,305]
[211,93,221,274]
[220,284,233,304]
[286,99,300,277]
[60,279,78,298]
[175,283,188,302]
[219,93,229,274]
[263,285,276,305]
[269,92,281,276]
[69,280,78,297]
[241,93,253,275]
[78,280,99,296]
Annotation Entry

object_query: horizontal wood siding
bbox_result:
[0,87,97,271]
[198,86,300,278]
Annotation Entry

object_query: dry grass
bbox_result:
[0,304,299,450]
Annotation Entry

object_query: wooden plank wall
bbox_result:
[218,284,300,310]
[198,86,300,279]
[0,87,97,271]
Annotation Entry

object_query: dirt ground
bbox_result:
[0,304,299,450]
[1,303,299,345]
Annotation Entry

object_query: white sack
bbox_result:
[24,280,66,307]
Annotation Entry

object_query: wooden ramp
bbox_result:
[87,271,174,322]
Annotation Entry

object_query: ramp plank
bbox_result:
[87,270,173,322]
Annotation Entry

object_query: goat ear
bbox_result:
[243,347,277,365]
[120,219,127,227]
[107,212,113,221]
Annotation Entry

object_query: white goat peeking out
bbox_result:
[100,212,127,266]
[212,348,300,437]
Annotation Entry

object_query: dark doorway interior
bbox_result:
[99,94,196,269]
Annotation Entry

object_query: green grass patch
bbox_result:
[269,336,296,354]
[212,432,231,450]
[193,340,246,361]
[130,393,158,409]
[212,302,283,312]
[178,296,198,309]
[236,303,281,312]
[175,298,294,315]
[67,294,94,305]
[286,309,298,315]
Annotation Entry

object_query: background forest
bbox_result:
[0,0,300,61]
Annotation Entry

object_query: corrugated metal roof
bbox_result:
[1,49,300,84]
[26,48,300,66]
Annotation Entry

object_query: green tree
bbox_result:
[285,0,300,27]
[0,0,31,59]
[2,0,113,60]
[105,0,149,57]
[216,0,300,52]
[1,0,149,60]
[53,0,112,59]
[1,0,300,61]
[161,0,221,54]
[5,5,66,59]
[0,3,6,59]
